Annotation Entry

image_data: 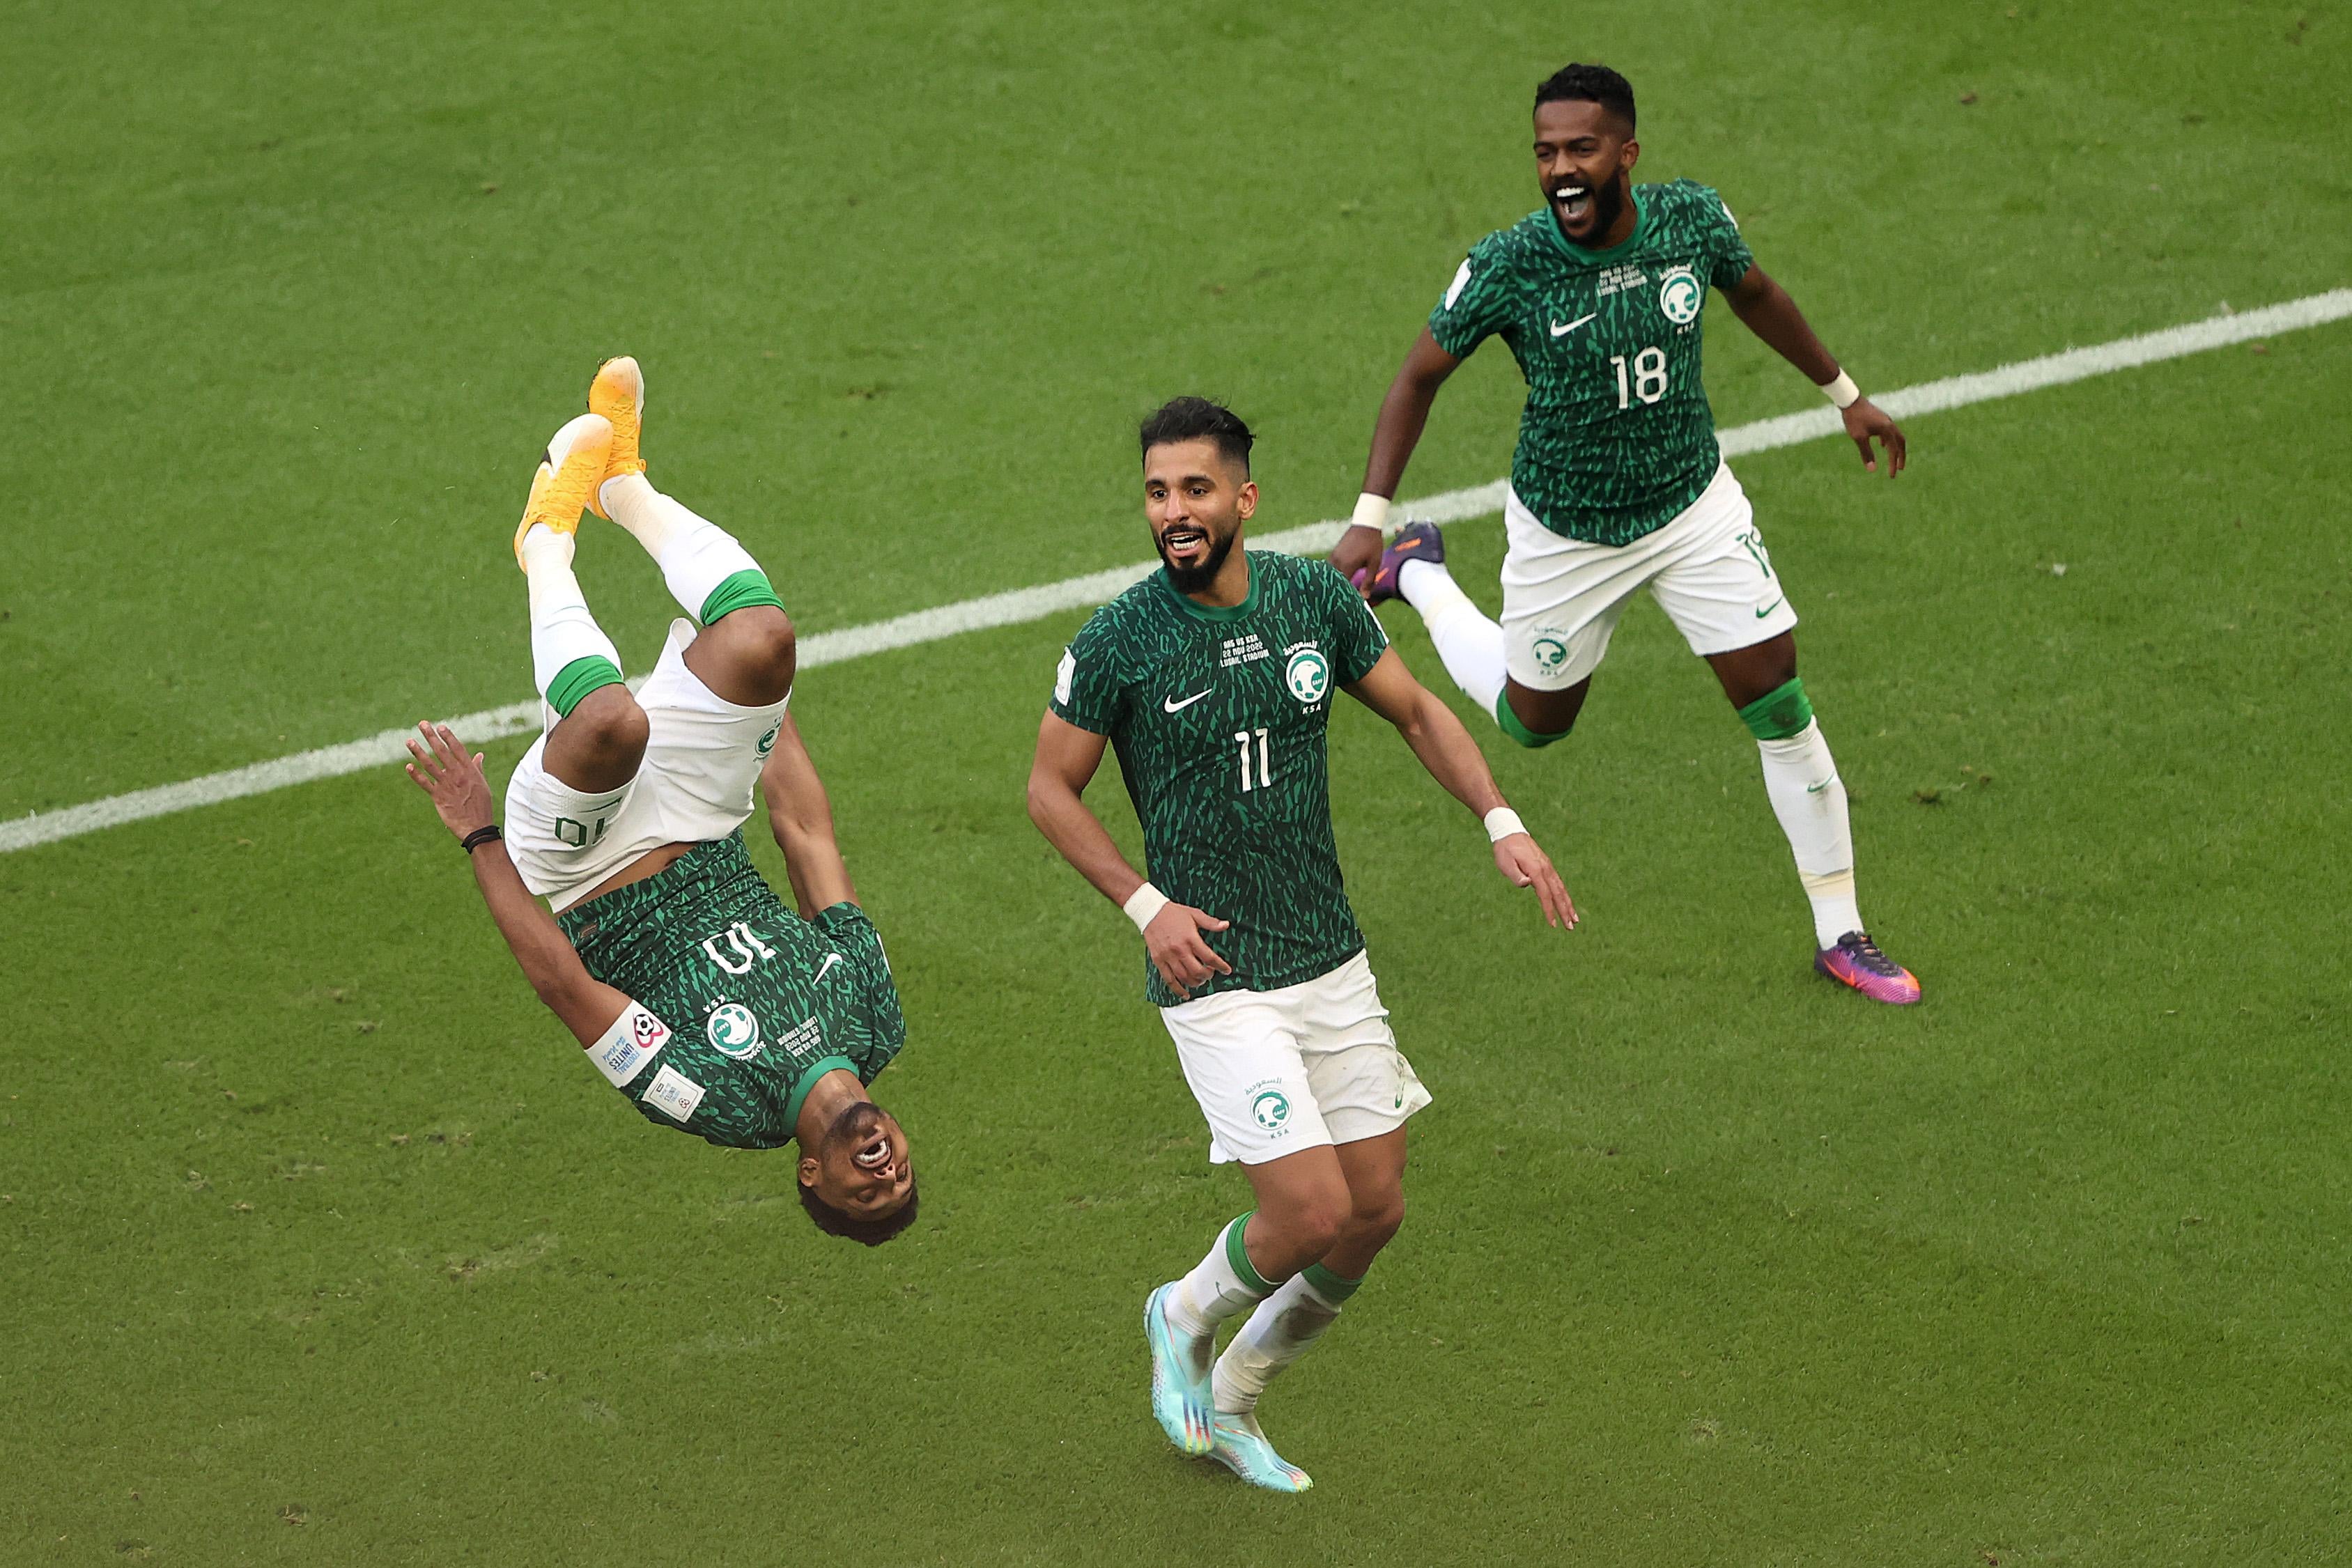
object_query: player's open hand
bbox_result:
[1144,903,1234,1000]
[1493,832,1577,930]
[403,722,497,841]
[1329,525,1384,598]
[1843,398,1907,476]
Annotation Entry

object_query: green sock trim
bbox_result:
[1301,1262,1363,1303]
[1223,1213,1274,1295]
[1494,689,1570,750]
[1738,676,1814,740]
[698,568,785,626]
[544,655,626,718]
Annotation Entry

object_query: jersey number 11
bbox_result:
[1235,728,1274,793]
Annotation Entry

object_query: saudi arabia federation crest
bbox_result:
[1285,647,1331,704]
[1658,267,1702,325]
[1252,1089,1292,1132]
[706,1002,762,1059]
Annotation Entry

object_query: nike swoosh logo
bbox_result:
[1754,598,1785,618]
[1163,690,1212,713]
[1550,313,1597,337]
[814,952,842,984]
[1806,775,1839,795]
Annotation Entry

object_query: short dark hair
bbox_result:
[798,1175,920,1245]
[1534,63,1635,131]
[1138,396,1253,474]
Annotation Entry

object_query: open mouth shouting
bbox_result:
[1157,524,1212,571]
[1551,183,1593,225]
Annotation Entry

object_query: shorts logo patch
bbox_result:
[755,722,782,759]
[1251,1089,1292,1133]
[1531,632,1570,673]
[1283,648,1331,705]
[706,1002,762,1059]
[1658,267,1702,325]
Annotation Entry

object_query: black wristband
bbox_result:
[460,825,503,855]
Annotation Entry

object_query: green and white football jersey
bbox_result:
[557,834,906,1149]
[1430,178,1756,546]
[1051,552,1390,1008]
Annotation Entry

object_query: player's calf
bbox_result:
[543,683,650,795]
[685,601,796,708]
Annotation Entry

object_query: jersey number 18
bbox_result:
[1609,347,1669,408]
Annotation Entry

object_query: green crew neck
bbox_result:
[1544,187,1648,264]
[783,1057,860,1139]
[1156,551,1260,623]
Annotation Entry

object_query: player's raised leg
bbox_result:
[514,414,647,792]
[1705,633,1919,1004]
[1374,521,1595,747]
[588,356,796,708]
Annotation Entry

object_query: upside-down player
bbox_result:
[405,357,917,1243]
[1028,397,1574,1491]
[1330,63,1921,1004]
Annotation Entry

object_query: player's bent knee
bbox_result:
[566,685,651,768]
[729,605,797,688]
[1495,690,1573,749]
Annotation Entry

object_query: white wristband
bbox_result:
[1820,370,1862,410]
[1349,492,1393,539]
[1122,881,1171,934]
[1483,807,1526,843]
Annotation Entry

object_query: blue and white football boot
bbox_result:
[1144,1283,1214,1456]
[1207,1411,1313,1493]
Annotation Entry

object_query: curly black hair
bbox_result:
[798,1175,920,1245]
[1534,63,1636,131]
[1138,395,1253,474]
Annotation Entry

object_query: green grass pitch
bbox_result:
[4,0,2349,1561]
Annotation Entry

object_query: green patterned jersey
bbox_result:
[1428,179,1755,546]
[1051,552,1389,1007]
[556,834,906,1149]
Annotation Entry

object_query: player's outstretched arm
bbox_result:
[403,722,634,1046]
[1720,264,1906,476]
[1026,712,1233,999]
[1331,328,1464,587]
[760,712,858,918]
[1343,651,1577,930]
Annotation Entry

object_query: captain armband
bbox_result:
[585,1001,671,1088]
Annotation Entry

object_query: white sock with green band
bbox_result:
[1212,1262,1359,1415]
[598,474,784,626]
[1755,719,1863,947]
[1398,558,1508,715]
[1166,1213,1276,1340]
[518,525,624,718]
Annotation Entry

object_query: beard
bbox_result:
[1579,176,1627,240]
[1159,523,1238,593]
[822,1099,885,1158]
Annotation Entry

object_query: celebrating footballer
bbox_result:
[1028,396,1573,1491]
[1333,63,1921,1004]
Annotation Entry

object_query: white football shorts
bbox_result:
[1501,461,1801,691]
[1158,950,1431,1166]
[504,617,790,912]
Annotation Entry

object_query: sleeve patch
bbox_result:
[587,1002,669,1088]
[1441,258,1473,311]
[1054,646,1076,706]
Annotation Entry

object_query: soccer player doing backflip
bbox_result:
[1330,63,1921,1004]
[1028,398,1574,1491]
[405,358,918,1243]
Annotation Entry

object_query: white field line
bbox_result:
[5,288,2346,855]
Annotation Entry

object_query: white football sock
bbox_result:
[599,473,768,624]
[1756,720,1864,947]
[1166,1216,1274,1341]
[518,525,623,717]
[1398,558,1508,716]
[1212,1266,1352,1415]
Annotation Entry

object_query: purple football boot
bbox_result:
[1814,931,1921,1005]
[1364,521,1444,605]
